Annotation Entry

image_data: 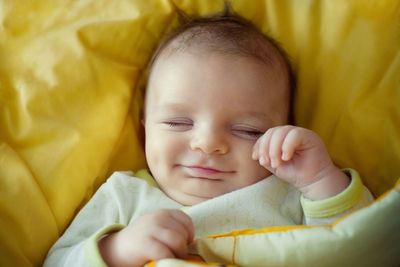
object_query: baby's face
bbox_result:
[144,50,289,205]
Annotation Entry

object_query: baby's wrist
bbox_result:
[299,166,350,200]
[98,231,128,267]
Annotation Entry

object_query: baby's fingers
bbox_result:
[268,126,293,168]
[281,128,304,161]
[155,228,189,259]
[282,127,312,161]
[253,129,273,166]
[145,239,175,261]
[252,138,260,160]
[160,210,194,259]
[169,210,194,244]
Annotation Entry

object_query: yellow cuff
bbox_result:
[301,169,363,218]
[84,224,125,267]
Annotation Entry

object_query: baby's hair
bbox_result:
[146,13,296,123]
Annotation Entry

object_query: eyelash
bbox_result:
[164,121,192,127]
[233,129,263,138]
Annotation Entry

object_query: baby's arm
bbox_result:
[252,125,350,200]
[44,173,191,267]
[99,209,194,267]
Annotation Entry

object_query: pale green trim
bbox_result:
[84,224,125,267]
[301,168,363,218]
[135,169,160,188]
[135,170,191,210]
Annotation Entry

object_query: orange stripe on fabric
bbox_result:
[208,177,400,240]
[208,224,326,238]
[147,254,234,266]
[389,177,400,195]
[147,178,400,267]
[186,254,205,262]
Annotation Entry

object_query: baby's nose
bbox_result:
[190,127,229,155]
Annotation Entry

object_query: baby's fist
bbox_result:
[99,209,194,267]
[252,126,348,199]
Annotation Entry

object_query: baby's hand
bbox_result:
[98,209,194,267]
[252,125,350,200]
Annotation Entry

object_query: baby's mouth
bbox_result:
[180,165,234,178]
[187,166,222,175]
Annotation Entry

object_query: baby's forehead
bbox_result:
[148,40,291,99]
[152,43,291,96]
[146,48,291,122]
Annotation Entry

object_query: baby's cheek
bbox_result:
[243,155,272,183]
[236,143,271,184]
[145,136,167,173]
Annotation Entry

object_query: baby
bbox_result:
[44,15,373,267]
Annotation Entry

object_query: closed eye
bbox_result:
[162,120,193,130]
[232,129,263,139]
[165,122,188,127]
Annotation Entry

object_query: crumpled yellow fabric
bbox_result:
[0,0,399,266]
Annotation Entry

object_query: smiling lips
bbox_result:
[184,165,234,177]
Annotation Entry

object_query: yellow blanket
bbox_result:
[0,0,399,266]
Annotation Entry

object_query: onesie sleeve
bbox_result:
[43,174,131,267]
[43,171,180,266]
[301,169,374,225]
[83,224,125,267]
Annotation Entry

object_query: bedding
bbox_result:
[0,0,399,266]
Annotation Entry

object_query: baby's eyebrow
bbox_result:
[236,111,270,123]
[244,111,269,120]
[156,102,190,112]
[154,102,271,123]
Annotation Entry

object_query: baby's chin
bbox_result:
[172,193,214,206]
[165,188,222,206]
